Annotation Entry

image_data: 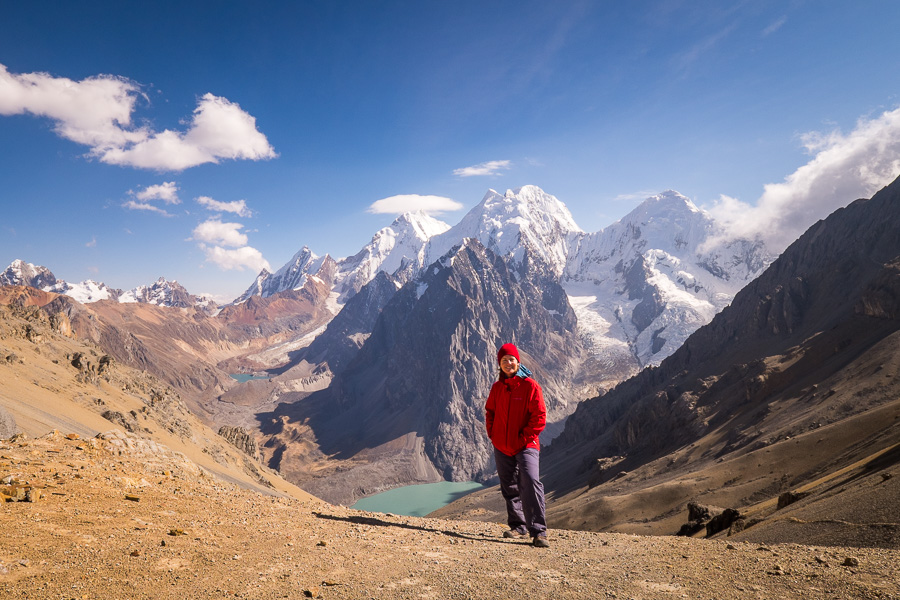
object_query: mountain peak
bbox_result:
[623,190,703,224]
[390,211,451,240]
[1,259,58,289]
[426,186,582,275]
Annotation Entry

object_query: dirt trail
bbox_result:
[2,432,898,600]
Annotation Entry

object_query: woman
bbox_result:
[484,343,549,548]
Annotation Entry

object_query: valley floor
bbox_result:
[2,432,898,600]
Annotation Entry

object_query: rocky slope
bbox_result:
[438,176,900,549]
[0,292,309,497]
[3,431,898,599]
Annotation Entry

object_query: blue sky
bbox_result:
[3,1,900,301]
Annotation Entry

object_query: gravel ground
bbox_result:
[2,432,898,600]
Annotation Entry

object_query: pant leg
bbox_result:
[494,447,527,533]
[517,447,547,537]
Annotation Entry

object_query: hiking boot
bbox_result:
[532,534,550,548]
[502,529,528,539]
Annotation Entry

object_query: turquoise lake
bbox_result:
[229,374,269,383]
[351,481,486,517]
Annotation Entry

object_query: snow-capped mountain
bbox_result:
[240,186,773,375]
[425,185,583,277]
[337,211,451,298]
[1,259,58,290]
[564,191,772,368]
[250,186,773,501]
[233,247,331,304]
[234,211,450,305]
[119,277,212,309]
[46,279,122,303]
[1,260,213,309]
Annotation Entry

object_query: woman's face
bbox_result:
[499,354,519,377]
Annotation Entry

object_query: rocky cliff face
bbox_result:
[260,239,589,503]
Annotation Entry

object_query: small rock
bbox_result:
[316,540,327,547]
[843,557,859,567]
[303,587,321,598]
[726,544,736,550]
[815,556,828,565]
[881,473,893,481]
[130,550,140,557]
[125,494,141,502]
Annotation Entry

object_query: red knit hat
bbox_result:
[497,343,520,364]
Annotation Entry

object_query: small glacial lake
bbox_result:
[229,374,269,383]
[351,481,486,517]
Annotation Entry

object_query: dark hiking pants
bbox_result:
[494,446,547,537]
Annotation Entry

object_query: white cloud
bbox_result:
[0,63,276,171]
[196,195,252,217]
[201,245,270,272]
[122,199,174,217]
[0,63,145,149]
[704,106,900,253]
[367,194,463,215]
[85,237,97,248]
[134,181,180,204]
[191,218,269,272]
[453,160,512,177]
[101,93,277,170]
[192,219,248,247]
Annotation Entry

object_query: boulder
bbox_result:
[0,405,18,439]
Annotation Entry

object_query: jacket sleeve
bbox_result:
[485,385,496,437]
[522,382,546,444]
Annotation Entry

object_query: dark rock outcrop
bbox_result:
[218,426,260,461]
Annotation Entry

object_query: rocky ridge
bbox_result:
[1,259,215,310]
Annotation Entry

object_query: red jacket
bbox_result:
[485,374,546,456]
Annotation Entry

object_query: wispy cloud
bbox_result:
[367,194,463,215]
[611,190,663,203]
[196,196,253,217]
[453,160,512,177]
[671,25,735,76]
[762,16,787,37]
[704,106,900,252]
[0,63,276,171]
[85,236,97,248]
[191,218,269,272]
[122,199,175,217]
[123,182,179,215]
